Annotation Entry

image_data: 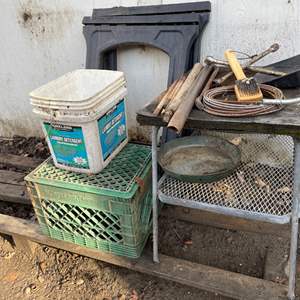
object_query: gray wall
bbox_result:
[0,0,299,139]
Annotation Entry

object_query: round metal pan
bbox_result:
[158,135,241,183]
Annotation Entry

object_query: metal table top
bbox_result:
[137,89,300,137]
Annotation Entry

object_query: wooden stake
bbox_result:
[163,63,203,122]
[158,73,188,115]
[153,90,167,106]
[153,78,181,116]
[168,65,213,133]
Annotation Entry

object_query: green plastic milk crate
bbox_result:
[25,143,152,258]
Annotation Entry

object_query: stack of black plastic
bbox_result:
[83,1,211,85]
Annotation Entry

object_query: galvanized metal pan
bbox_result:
[158,135,241,183]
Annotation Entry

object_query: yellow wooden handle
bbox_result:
[225,50,246,80]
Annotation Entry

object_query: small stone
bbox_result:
[39,262,46,274]
[227,236,233,243]
[38,276,44,283]
[183,239,193,246]
[24,286,31,295]
[130,290,139,300]
[4,252,15,259]
[76,279,84,286]
[230,137,242,146]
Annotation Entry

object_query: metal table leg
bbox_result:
[288,137,300,300]
[152,126,159,263]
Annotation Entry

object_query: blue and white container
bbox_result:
[30,69,128,174]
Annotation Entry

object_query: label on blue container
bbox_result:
[43,123,89,169]
[98,99,127,161]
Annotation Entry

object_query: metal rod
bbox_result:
[287,138,300,300]
[213,43,280,85]
[205,57,286,77]
[152,126,159,263]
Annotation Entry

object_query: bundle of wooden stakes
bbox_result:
[153,63,219,133]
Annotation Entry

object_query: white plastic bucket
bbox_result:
[30,69,128,174]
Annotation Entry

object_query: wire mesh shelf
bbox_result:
[158,132,294,224]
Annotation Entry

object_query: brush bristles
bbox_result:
[235,78,263,102]
[236,78,261,95]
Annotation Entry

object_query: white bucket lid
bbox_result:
[30,69,125,104]
[32,86,128,123]
[32,84,127,112]
[30,78,126,109]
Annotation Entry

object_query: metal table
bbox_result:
[137,92,300,300]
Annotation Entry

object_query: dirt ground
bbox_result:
[0,208,291,300]
[0,216,290,300]
[0,136,292,300]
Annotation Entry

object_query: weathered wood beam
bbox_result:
[0,154,42,171]
[0,170,26,185]
[0,169,30,205]
[162,205,290,238]
[0,213,287,300]
[0,183,30,205]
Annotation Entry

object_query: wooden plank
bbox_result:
[162,206,290,238]
[91,2,211,17]
[0,169,31,205]
[0,213,287,300]
[136,99,300,137]
[0,183,30,205]
[0,154,42,171]
[0,170,26,185]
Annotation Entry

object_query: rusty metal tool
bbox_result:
[205,56,286,77]
[214,43,280,85]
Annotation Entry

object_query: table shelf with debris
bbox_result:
[159,132,294,224]
[137,89,300,300]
